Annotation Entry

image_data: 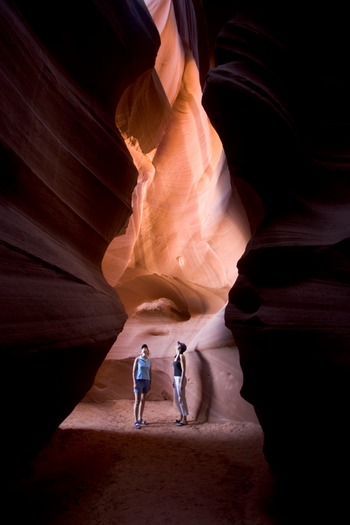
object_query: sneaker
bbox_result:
[139,419,148,425]
[134,421,141,429]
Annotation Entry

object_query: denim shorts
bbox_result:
[134,379,151,394]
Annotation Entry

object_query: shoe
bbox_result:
[176,421,188,426]
[134,421,141,429]
[139,419,148,425]
[175,419,182,424]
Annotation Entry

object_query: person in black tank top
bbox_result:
[173,341,188,426]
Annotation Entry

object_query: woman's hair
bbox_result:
[140,344,150,357]
[177,341,187,353]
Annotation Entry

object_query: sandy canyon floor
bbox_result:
[4,399,296,525]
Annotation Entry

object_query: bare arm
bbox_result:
[132,358,138,386]
[180,354,186,385]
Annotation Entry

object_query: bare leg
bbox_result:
[139,393,146,422]
[134,392,141,422]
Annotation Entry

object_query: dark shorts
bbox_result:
[134,379,151,394]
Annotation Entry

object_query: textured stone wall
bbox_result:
[1,2,349,515]
[0,0,159,477]
[202,2,350,511]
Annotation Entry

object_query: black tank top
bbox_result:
[173,356,182,376]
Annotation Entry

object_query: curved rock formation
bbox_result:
[1,0,159,477]
[2,2,349,519]
[97,0,255,428]
[202,2,350,516]
[2,0,254,480]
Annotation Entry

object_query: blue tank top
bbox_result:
[136,357,151,380]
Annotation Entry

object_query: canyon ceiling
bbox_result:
[1,0,349,515]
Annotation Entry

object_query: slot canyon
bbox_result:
[1,1,349,523]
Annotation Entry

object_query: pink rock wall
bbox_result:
[95,0,256,428]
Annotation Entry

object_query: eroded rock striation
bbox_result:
[1,0,160,477]
[202,2,350,514]
[1,2,349,517]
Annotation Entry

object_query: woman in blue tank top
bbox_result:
[132,344,152,429]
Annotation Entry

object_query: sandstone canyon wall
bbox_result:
[1,0,255,482]
[1,0,160,477]
[202,1,350,513]
[92,0,256,427]
[1,1,349,516]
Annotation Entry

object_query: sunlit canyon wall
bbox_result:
[90,0,257,429]
[1,0,349,511]
[1,0,255,480]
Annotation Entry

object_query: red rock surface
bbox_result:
[1,2,349,519]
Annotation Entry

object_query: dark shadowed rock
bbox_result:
[0,0,159,478]
[1,3,349,521]
[203,2,350,519]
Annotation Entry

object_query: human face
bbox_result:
[141,347,149,359]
